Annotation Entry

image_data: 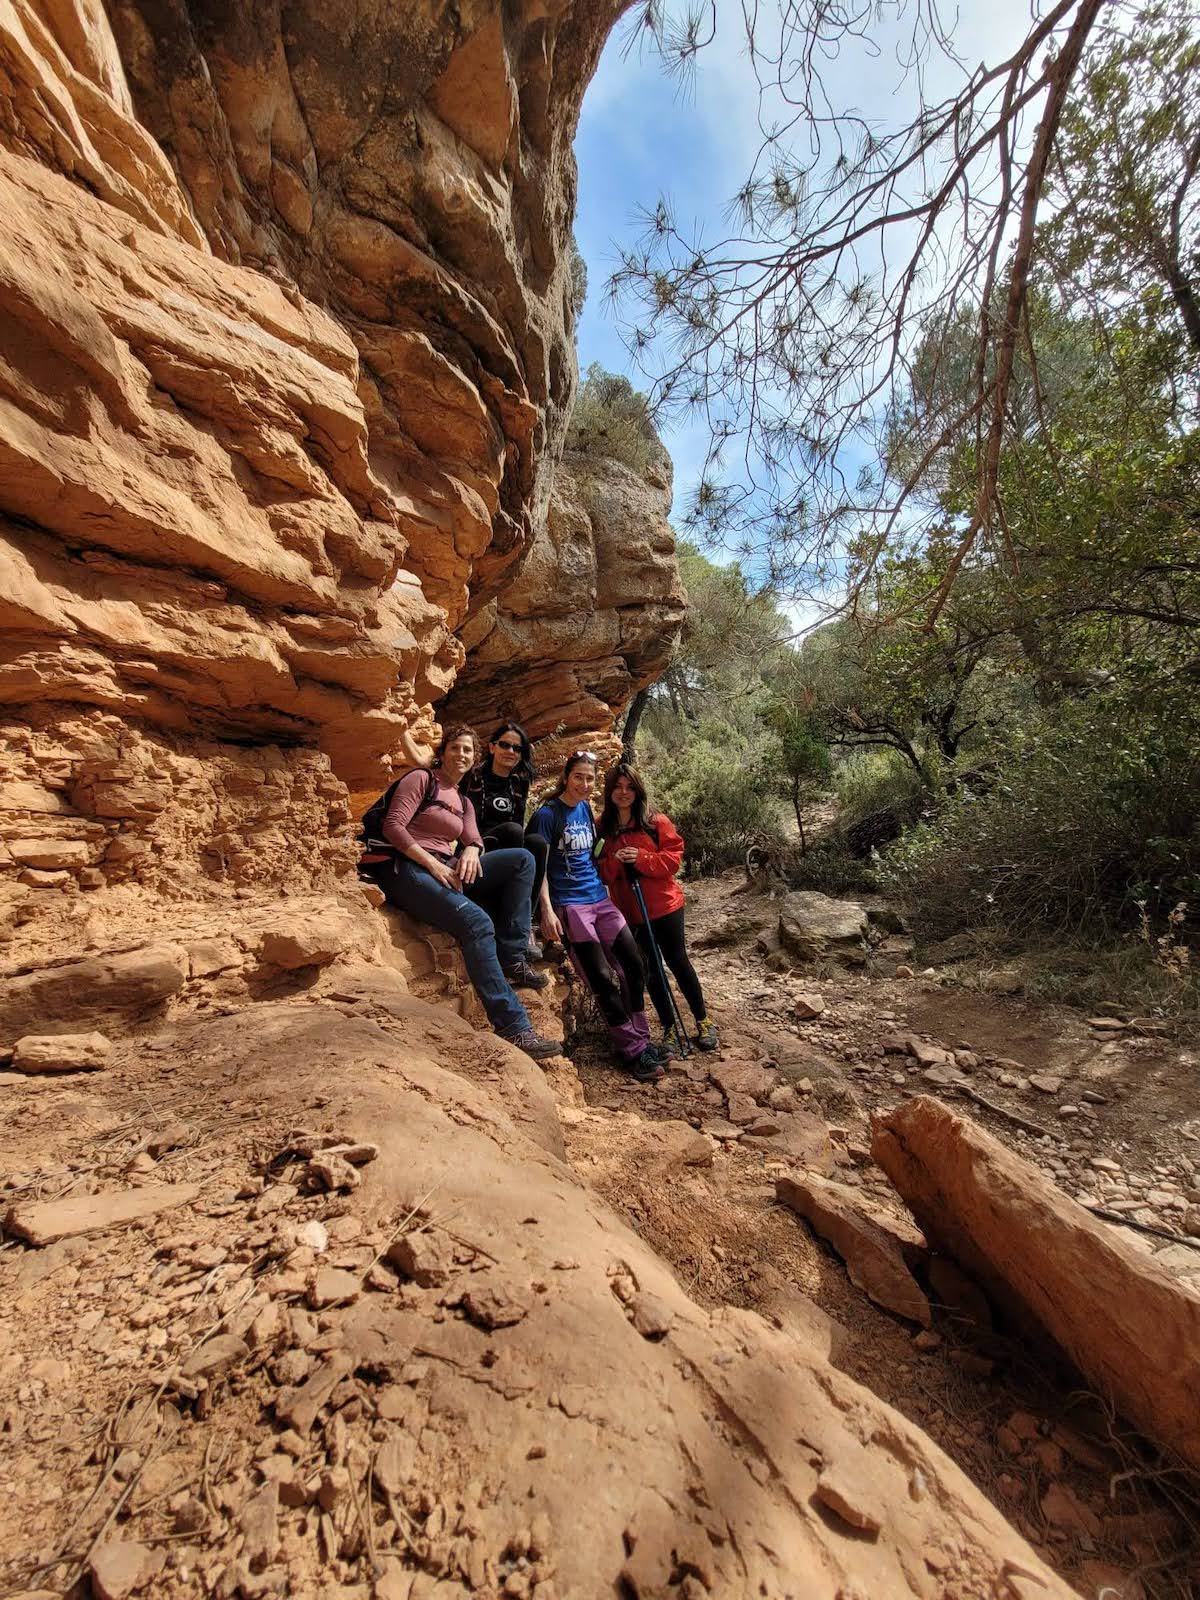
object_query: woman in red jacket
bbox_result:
[597,763,719,1052]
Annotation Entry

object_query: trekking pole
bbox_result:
[627,868,692,1057]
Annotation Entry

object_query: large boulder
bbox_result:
[779,891,869,965]
[873,1097,1200,1469]
[0,943,188,1044]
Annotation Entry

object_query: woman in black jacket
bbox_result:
[461,722,548,955]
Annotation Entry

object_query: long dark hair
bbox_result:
[553,750,598,798]
[482,721,534,784]
[599,762,653,837]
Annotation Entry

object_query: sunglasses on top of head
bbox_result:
[570,750,597,761]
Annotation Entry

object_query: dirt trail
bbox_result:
[562,872,1200,1600]
[1,874,1197,1600]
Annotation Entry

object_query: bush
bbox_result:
[567,363,659,477]
[879,693,1200,943]
[835,749,928,829]
[787,838,880,896]
[645,731,786,874]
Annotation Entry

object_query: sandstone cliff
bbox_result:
[447,446,686,742]
[0,5,1085,1597]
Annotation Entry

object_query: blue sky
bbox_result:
[571,1,1034,609]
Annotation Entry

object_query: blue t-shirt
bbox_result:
[529,799,606,906]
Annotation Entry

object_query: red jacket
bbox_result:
[596,813,686,925]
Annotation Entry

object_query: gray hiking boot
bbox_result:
[499,1027,559,1062]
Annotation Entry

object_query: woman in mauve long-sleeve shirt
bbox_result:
[359,725,558,1062]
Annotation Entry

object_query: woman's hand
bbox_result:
[457,845,482,886]
[540,907,563,944]
[615,846,640,865]
[425,858,459,890]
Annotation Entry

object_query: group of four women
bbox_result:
[359,724,717,1084]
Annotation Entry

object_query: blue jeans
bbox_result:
[370,849,533,1036]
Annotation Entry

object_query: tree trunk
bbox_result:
[792,777,807,855]
[622,687,649,758]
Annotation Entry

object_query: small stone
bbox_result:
[895,966,915,980]
[321,1142,379,1166]
[1031,1440,1064,1475]
[1041,1481,1100,1536]
[1029,1074,1063,1094]
[179,1333,248,1383]
[11,1031,112,1075]
[912,1329,941,1352]
[317,1466,350,1511]
[296,1221,329,1253]
[306,1268,361,1310]
[387,1230,452,1287]
[1080,1090,1108,1105]
[238,1481,280,1571]
[629,1291,674,1339]
[793,992,825,1020]
[742,1113,783,1138]
[815,1465,881,1535]
[459,1280,532,1329]
[1058,1104,1080,1119]
[89,1541,165,1599]
[173,1496,207,1534]
[725,1093,759,1127]
[306,1154,360,1192]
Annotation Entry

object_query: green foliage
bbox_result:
[834,750,927,831]
[761,696,831,850]
[643,724,786,874]
[567,363,659,476]
[880,690,1200,943]
[569,237,588,320]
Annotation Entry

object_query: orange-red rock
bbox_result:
[873,1096,1200,1468]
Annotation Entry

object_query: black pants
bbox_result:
[481,821,548,929]
[635,908,707,1030]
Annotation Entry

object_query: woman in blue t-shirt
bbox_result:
[528,752,669,1083]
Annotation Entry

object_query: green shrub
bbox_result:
[567,363,659,477]
[787,838,879,896]
[645,730,786,874]
[880,692,1200,943]
[835,749,927,828]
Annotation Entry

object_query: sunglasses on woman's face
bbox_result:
[495,741,522,753]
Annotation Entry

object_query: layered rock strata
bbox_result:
[0,0,678,948]
[448,446,686,742]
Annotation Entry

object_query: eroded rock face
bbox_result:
[106,0,625,631]
[447,446,687,741]
[0,0,683,940]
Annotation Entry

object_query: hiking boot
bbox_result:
[627,1047,666,1084]
[526,937,545,962]
[646,1037,676,1063]
[659,1028,684,1059]
[695,1017,720,1052]
[500,1027,560,1062]
[504,961,550,991]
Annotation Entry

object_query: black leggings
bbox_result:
[635,908,707,1030]
[482,821,548,920]
[572,924,646,1028]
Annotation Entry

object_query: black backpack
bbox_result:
[360,770,442,852]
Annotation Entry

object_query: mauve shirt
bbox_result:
[382,769,483,860]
